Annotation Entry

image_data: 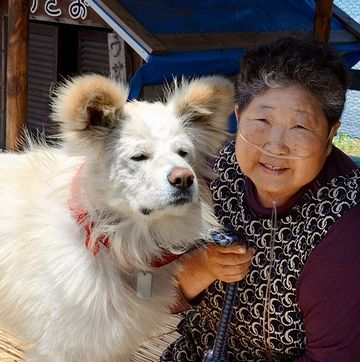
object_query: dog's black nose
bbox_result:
[167,167,194,189]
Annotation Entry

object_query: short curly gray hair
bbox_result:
[236,35,349,128]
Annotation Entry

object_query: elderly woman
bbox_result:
[161,36,360,361]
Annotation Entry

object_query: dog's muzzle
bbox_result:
[139,167,196,216]
[167,167,196,208]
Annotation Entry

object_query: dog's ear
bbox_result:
[51,74,128,145]
[167,76,234,156]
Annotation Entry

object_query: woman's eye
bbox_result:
[131,154,148,162]
[249,118,269,125]
[293,124,308,130]
[178,150,188,158]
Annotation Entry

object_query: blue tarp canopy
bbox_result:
[88,0,360,101]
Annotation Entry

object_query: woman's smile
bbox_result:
[258,161,289,175]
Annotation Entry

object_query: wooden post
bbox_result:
[6,0,30,150]
[314,0,334,44]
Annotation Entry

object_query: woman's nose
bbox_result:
[262,128,290,155]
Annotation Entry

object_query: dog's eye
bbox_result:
[131,154,148,162]
[178,150,188,158]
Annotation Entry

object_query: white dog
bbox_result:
[0,74,234,361]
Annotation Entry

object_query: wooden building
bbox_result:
[0,0,141,148]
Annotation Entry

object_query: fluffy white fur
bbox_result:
[0,74,234,361]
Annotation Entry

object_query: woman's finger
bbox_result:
[211,243,249,254]
[216,260,252,276]
[217,269,250,283]
[207,247,255,266]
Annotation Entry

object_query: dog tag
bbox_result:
[136,271,153,299]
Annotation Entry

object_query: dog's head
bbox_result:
[52,74,234,221]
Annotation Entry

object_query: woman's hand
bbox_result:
[203,243,255,283]
[178,243,255,302]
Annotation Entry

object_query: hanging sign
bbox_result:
[30,0,107,27]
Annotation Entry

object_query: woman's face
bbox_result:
[235,85,339,207]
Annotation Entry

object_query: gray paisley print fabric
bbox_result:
[161,141,359,361]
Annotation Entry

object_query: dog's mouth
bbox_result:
[140,208,152,215]
[140,195,193,216]
[169,195,192,206]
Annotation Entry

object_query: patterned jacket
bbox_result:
[162,141,360,361]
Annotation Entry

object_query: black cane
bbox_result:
[203,229,242,362]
